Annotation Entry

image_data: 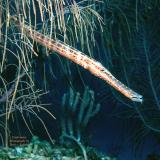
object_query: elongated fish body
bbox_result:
[17,21,143,103]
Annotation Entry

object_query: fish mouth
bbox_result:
[131,95,143,103]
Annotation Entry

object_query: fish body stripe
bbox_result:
[20,23,143,103]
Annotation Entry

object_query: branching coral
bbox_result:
[60,86,100,160]
[0,0,103,147]
[98,0,160,154]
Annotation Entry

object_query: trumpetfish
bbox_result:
[13,17,143,103]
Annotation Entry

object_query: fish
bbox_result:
[13,17,143,103]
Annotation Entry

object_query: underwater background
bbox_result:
[0,0,160,159]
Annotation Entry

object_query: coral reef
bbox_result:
[0,0,160,159]
[0,136,117,160]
